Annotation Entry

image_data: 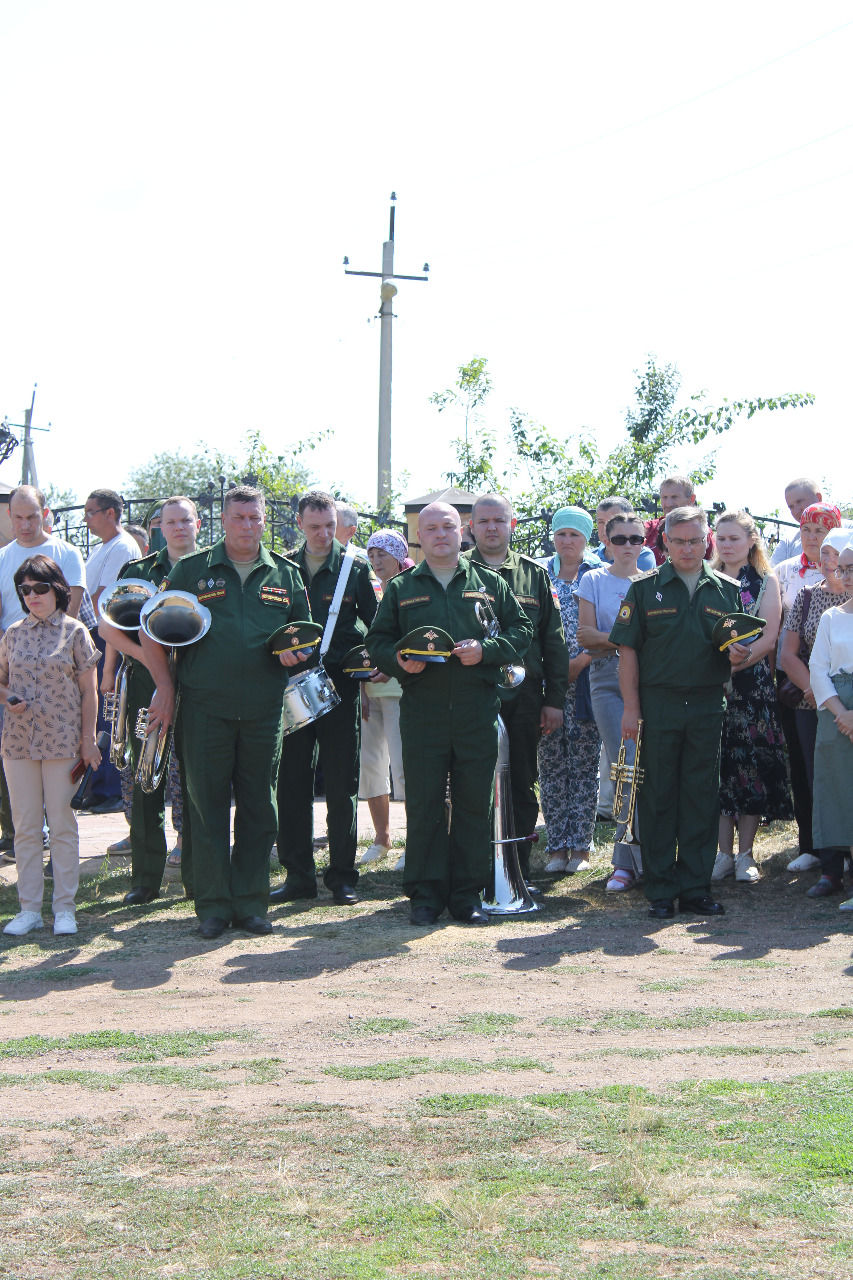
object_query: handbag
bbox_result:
[777,587,812,709]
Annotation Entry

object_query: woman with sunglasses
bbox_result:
[577,512,647,890]
[810,541,853,910]
[0,555,100,937]
[710,511,791,885]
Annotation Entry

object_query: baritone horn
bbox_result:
[610,719,644,845]
[481,716,539,915]
[98,578,157,769]
[134,590,212,793]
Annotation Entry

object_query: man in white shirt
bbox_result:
[770,477,853,566]
[84,489,143,610]
[83,488,142,812]
[0,486,86,631]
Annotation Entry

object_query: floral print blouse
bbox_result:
[0,610,98,760]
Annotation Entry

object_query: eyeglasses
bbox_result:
[83,506,105,517]
[837,564,853,577]
[19,583,51,597]
[668,537,705,548]
[610,534,645,546]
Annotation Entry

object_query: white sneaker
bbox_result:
[53,911,78,935]
[3,910,44,936]
[544,851,568,873]
[839,897,853,912]
[357,843,390,866]
[712,851,735,880]
[394,852,405,871]
[787,852,821,872]
[734,852,761,883]
[566,855,591,874]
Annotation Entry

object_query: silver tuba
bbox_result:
[474,599,526,690]
[481,716,539,915]
[135,590,212,793]
[98,578,158,769]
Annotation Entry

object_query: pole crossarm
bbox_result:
[344,270,428,281]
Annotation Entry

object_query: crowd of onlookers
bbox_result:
[0,471,851,939]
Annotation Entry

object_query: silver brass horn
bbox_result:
[135,590,212,793]
[474,600,526,690]
[98,578,158,769]
[481,716,539,915]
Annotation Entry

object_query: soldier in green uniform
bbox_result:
[608,506,748,919]
[367,501,533,925]
[98,496,201,905]
[140,486,309,938]
[272,491,381,906]
[465,493,568,876]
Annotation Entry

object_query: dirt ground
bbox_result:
[1,803,851,1126]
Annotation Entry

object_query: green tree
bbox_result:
[430,357,499,491]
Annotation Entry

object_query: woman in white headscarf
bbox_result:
[356,530,409,870]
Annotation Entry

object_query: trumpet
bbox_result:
[610,719,644,846]
[135,590,211,793]
[98,578,158,770]
[474,599,526,690]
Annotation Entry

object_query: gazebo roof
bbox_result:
[403,487,480,510]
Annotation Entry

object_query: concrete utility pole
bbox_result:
[2,385,49,486]
[344,194,429,508]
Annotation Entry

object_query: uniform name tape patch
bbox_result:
[516,595,539,606]
[646,607,677,617]
[399,595,431,607]
[198,589,226,602]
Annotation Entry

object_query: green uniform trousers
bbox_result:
[637,686,725,904]
[127,664,193,898]
[180,695,282,922]
[498,683,543,875]
[400,697,499,916]
[277,674,360,892]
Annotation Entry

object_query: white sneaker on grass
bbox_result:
[357,843,389,866]
[544,851,568,873]
[839,897,853,912]
[53,912,77,936]
[712,852,735,880]
[3,911,44,936]
[394,852,405,871]
[787,852,821,872]
[566,854,591,874]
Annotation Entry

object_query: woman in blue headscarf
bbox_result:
[537,507,602,875]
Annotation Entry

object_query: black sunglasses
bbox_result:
[19,583,52,597]
[609,534,645,546]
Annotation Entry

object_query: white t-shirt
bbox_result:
[810,606,853,709]
[85,530,142,597]
[0,535,87,631]
[577,566,636,636]
[770,518,853,567]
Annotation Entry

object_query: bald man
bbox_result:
[367,502,533,925]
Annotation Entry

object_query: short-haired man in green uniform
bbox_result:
[608,506,748,919]
[367,501,533,925]
[465,493,568,877]
[141,486,309,938]
[272,491,381,907]
[99,495,201,906]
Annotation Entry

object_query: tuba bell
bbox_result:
[481,716,539,915]
[474,599,526,690]
[98,578,158,769]
[134,590,212,793]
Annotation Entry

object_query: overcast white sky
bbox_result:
[1,1,851,519]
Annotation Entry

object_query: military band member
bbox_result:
[273,491,380,906]
[465,493,568,875]
[99,496,200,905]
[142,486,308,938]
[367,501,533,925]
[608,506,746,919]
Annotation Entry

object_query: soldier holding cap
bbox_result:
[464,493,568,877]
[367,501,533,925]
[140,486,309,938]
[608,505,745,920]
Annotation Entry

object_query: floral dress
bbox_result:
[719,564,793,819]
[537,558,601,853]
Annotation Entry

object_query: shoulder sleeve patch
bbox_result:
[616,600,634,624]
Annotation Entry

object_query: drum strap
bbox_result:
[320,542,357,658]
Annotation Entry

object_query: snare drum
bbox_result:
[281,666,340,737]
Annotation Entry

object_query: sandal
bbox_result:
[606,868,635,892]
[166,847,182,868]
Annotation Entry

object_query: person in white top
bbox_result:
[769,476,853,566]
[83,489,142,612]
[0,486,85,630]
[809,541,853,907]
[82,489,141,812]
